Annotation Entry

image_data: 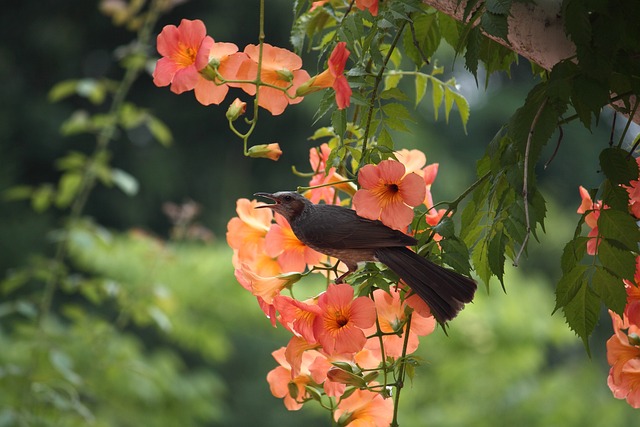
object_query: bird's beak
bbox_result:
[254,192,277,209]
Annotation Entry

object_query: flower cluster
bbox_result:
[226,146,443,420]
[607,268,640,408]
[152,19,352,116]
[577,159,640,408]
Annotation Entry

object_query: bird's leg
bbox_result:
[334,261,357,284]
[335,271,350,284]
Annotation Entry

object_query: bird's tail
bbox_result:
[374,246,476,325]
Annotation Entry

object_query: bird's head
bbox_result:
[254,191,310,222]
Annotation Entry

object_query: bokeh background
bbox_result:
[1,0,638,425]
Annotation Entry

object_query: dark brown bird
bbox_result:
[254,191,476,324]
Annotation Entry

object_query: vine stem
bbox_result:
[361,20,408,160]
[391,312,413,427]
[432,170,491,217]
[513,98,547,267]
[38,0,163,325]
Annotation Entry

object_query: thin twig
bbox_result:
[543,125,563,169]
[514,99,547,267]
[609,112,617,147]
[620,97,640,152]
[408,18,430,65]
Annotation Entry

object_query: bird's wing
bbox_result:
[297,205,416,249]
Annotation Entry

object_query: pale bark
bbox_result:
[424,0,640,124]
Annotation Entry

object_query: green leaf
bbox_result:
[384,72,402,91]
[562,278,600,354]
[402,12,440,67]
[3,185,33,201]
[463,26,481,78]
[60,110,92,136]
[488,230,506,285]
[414,73,428,107]
[48,80,79,102]
[599,147,639,186]
[440,237,472,275]
[554,265,588,312]
[597,208,640,252]
[560,237,589,273]
[31,184,54,213]
[443,86,455,123]
[592,266,627,316]
[331,109,347,138]
[146,116,173,147]
[432,80,444,121]
[378,127,393,149]
[563,0,591,47]
[597,238,636,282]
[110,169,139,196]
[471,240,492,287]
[601,179,631,211]
[382,103,415,132]
[451,89,470,131]
[481,12,509,42]
[432,216,455,239]
[486,0,512,15]
[55,172,83,208]
[438,12,460,48]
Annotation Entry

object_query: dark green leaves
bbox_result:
[600,147,639,186]
[554,147,639,351]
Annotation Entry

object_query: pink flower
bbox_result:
[577,186,606,255]
[266,347,323,410]
[153,19,213,94]
[355,0,379,16]
[310,0,330,11]
[297,42,352,109]
[247,143,283,161]
[305,144,355,204]
[232,43,310,115]
[226,198,272,262]
[394,148,439,208]
[265,214,323,272]
[364,288,435,358]
[313,284,376,355]
[352,160,426,231]
[624,157,640,219]
[275,295,321,344]
[608,360,640,408]
[193,42,246,105]
[234,257,289,305]
[607,310,640,408]
[333,387,393,426]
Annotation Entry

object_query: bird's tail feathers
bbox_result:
[374,246,476,325]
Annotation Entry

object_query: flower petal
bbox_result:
[380,200,414,230]
[194,78,229,105]
[399,172,426,207]
[357,164,382,189]
[352,189,382,221]
[377,159,406,182]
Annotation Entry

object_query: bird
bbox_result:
[254,191,477,325]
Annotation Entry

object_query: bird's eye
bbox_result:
[283,195,292,202]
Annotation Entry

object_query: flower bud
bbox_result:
[247,143,283,161]
[295,76,321,97]
[226,98,247,121]
[276,68,294,82]
[326,366,366,387]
